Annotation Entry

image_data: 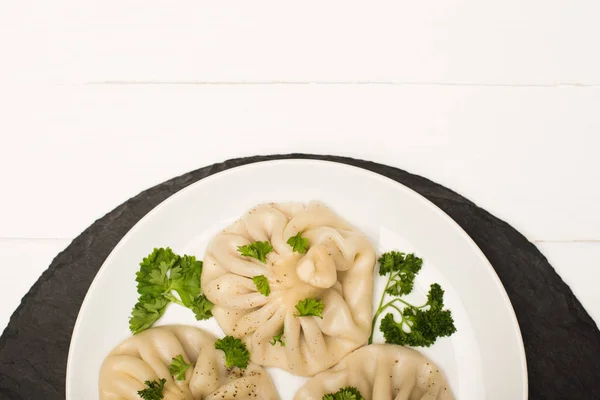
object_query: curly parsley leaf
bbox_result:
[269,326,285,346]
[378,251,423,296]
[252,275,271,296]
[129,248,213,334]
[287,232,309,254]
[237,241,273,263]
[214,336,250,369]
[380,311,456,348]
[295,298,324,318]
[168,355,192,381]
[379,283,456,347]
[137,378,166,400]
[322,386,365,400]
[427,282,445,311]
[369,251,456,346]
[380,283,456,347]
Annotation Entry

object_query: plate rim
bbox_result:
[66,158,528,399]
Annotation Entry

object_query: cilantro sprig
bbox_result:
[252,275,271,296]
[169,355,192,381]
[238,241,273,263]
[214,336,250,369]
[295,298,324,318]
[137,378,166,400]
[287,232,309,254]
[369,251,456,347]
[129,248,213,334]
[323,387,365,400]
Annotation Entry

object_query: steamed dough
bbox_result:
[295,344,455,400]
[202,201,376,376]
[99,325,279,400]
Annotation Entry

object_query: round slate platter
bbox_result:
[1,154,599,400]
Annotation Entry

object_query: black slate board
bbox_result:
[1,154,599,400]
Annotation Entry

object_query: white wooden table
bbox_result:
[1,1,599,334]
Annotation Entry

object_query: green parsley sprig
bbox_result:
[252,275,271,296]
[238,241,273,263]
[369,251,456,347]
[323,386,365,400]
[214,336,250,369]
[295,298,324,318]
[169,355,192,381]
[129,248,213,334]
[378,251,423,296]
[269,326,285,346]
[287,232,309,254]
[137,378,166,400]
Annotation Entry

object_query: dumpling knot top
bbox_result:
[202,201,376,376]
[99,325,279,400]
[295,344,455,400]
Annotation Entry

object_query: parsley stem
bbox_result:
[382,297,416,310]
[369,271,395,344]
[369,276,419,344]
[389,304,404,314]
[163,292,184,307]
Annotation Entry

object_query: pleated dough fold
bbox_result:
[295,344,455,400]
[202,201,376,376]
[99,325,279,400]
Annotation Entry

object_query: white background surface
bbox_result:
[0,1,599,335]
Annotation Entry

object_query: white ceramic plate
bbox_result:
[66,159,527,400]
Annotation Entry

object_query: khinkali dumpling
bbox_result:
[99,325,279,400]
[294,344,455,400]
[202,201,376,376]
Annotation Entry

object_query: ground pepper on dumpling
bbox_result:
[202,201,376,376]
[98,325,279,400]
[295,344,455,400]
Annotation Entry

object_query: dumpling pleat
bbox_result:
[234,300,281,337]
[202,201,376,376]
[294,344,455,400]
[99,326,279,400]
[242,204,289,253]
[205,274,270,309]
